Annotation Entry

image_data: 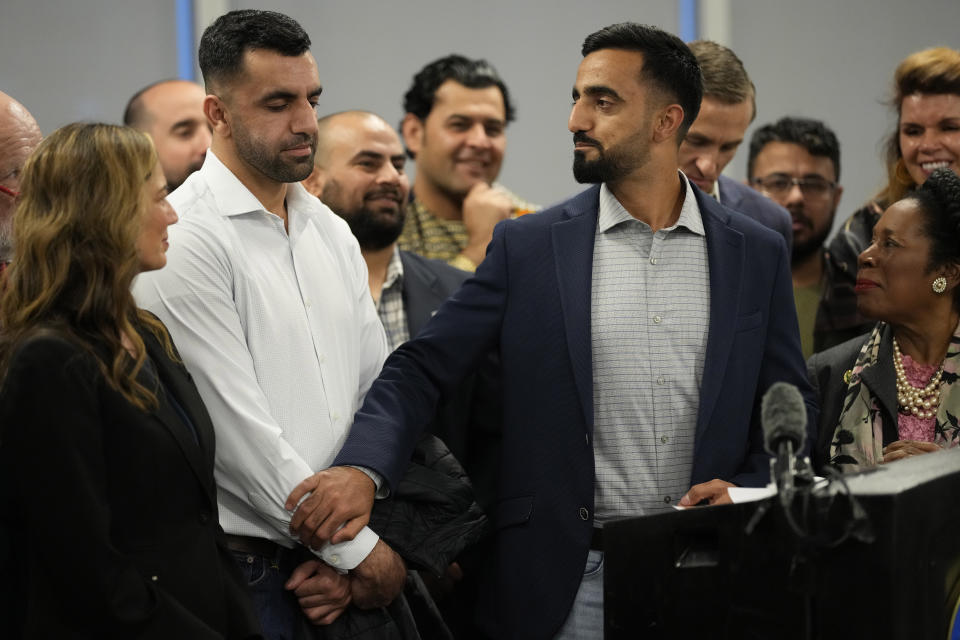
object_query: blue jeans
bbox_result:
[554,550,605,639]
[232,547,320,640]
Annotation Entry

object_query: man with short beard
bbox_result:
[0,91,42,271]
[294,23,815,639]
[398,54,537,272]
[303,110,501,637]
[748,116,870,355]
[133,10,406,638]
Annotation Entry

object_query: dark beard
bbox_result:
[572,150,632,184]
[791,223,832,265]
[234,127,316,183]
[346,206,406,251]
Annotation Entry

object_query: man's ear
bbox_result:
[401,113,424,158]
[652,103,684,144]
[205,94,230,139]
[301,165,326,199]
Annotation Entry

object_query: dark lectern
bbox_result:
[604,449,960,639]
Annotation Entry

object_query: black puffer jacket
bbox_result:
[316,434,488,640]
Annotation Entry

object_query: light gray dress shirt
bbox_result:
[591,177,710,522]
[133,151,389,570]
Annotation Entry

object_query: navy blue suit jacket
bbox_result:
[718,174,793,256]
[336,184,816,639]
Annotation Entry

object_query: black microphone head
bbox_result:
[761,382,807,456]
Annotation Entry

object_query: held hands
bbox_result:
[678,479,735,507]
[285,559,352,625]
[882,439,941,463]
[288,541,407,624]
[286,466,376,549]
[460,183,513,267]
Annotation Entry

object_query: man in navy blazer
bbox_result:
[291,24,815,639]
[679,40,793,254]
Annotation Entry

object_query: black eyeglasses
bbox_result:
[752,174,836,198]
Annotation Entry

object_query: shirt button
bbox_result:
[579,507,589,521]
[653,315,662,324]
[664,496,672,504]
[650,257,657,265]
[329,554,340,565]
[657,376,665,385]
[304,299,312,308]
[151,575,158,582]
[661,435,669,443]
[198,512,210,524]
[318,354,326,364]
[333,412,341,422]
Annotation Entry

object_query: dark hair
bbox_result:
[914,169,960,311]
[747,116,841,181]
[581,23,703,138]
[402,54,515,124]
[688,40,755,120]
[198,10,311,92]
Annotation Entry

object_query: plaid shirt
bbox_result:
[397,187,538,272]
[376,248,409,351]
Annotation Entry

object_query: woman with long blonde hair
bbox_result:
[0,123,261,638]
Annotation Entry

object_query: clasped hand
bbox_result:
[285,466,376,549]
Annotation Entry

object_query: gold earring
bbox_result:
[932,276,947,294]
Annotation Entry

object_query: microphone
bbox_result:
[761,382,808,502]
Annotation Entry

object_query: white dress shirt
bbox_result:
[133,151,388,570]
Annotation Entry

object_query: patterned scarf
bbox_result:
[830,321,960,472]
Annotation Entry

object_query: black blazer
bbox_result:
[337,185,815,639]
[807,323,898,472]
[0,321,261,639]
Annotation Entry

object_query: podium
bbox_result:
[604,449,960,639]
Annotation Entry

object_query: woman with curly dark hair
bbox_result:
[0,123,261,638]
[810,168,960,473]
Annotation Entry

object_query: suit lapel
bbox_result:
[696,192,745,444]
[858,328,899,442]
[400,252,445,338]
[143,334,218,501]
[551,186,600,431]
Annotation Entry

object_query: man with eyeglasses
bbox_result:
[748,116,869,356]
[0,91,42,271]
[678,41,792,253]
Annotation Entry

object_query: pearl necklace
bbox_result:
[893,338,944,419]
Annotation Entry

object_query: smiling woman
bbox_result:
[809,168,960,474]
[823,46,960,345]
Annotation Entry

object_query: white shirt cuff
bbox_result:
[315,525,379,572]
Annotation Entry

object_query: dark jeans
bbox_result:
[232,546,319,640]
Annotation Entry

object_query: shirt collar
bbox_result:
[597,173,704,236]
[195,150,315,218]
[383,246,404,291]
[709,178,721,203]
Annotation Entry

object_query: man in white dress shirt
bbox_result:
[133,10,405,637]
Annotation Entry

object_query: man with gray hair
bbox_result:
[678,40,792,252]
[0,91,42,270]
